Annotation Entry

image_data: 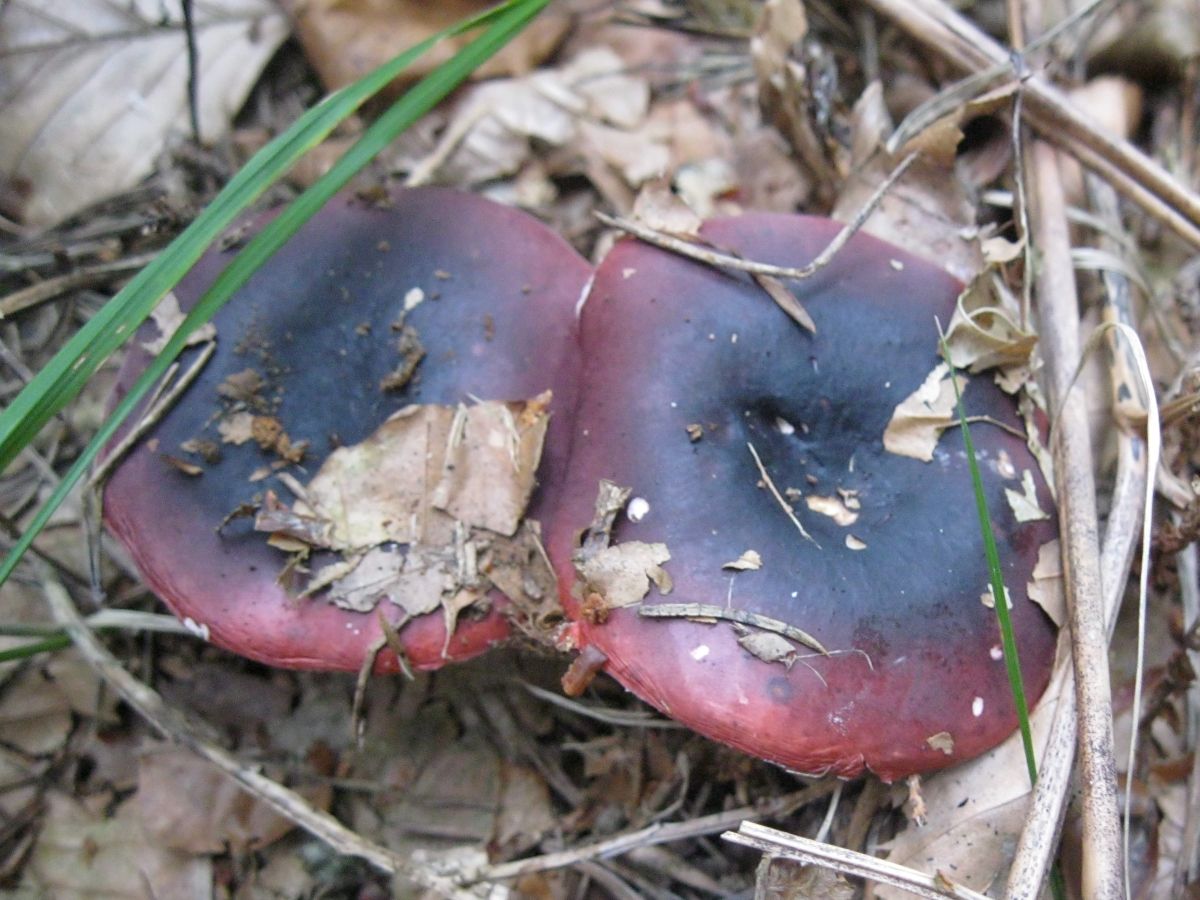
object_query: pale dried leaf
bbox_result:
[943,272,1037,373]
[737,631,797,668]
[23,794,210,898]
[835,86,982,283]
[1027,539,1065,627]
[1005,469,1050,523]
[756,855,856,900]
[218,411,256,445]
[723,549,764,571]
[327,545,453,616]
[845,534,867,550]
[805,494,859,526]
[981,235,1024,264]
[216,367,263,403]
[882,364,965,462]
[140,292,217,355]
[632,179,702,237]
[430,392,551,537]
[578,542,672,609]
[138,748,331,854]
[0,0,288,228]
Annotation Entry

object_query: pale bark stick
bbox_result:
[1029,141,1123,899]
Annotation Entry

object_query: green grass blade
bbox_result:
[0,0,539,478]
[0,0,549,587]
[940,339,1039,786]
[0,635,72,663]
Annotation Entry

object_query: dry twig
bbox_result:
[1029,141,1123,898]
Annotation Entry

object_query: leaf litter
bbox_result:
[254,392,559,636]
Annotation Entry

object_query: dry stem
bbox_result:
[1029,141,1123,898]
[860,0,1200,250]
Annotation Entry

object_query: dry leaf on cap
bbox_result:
[141,293,217,356]
[723,549,763,571]
[633,179,703,237]
[1027,539,1065,627]
[942,271,1037,374]
[1005,469,1050,523]
[883,364,966,462]
[737,631,799,668]
[254,394,553,621]
[430,392,551,537]
[805,494,859,527]
[578,542,673,610]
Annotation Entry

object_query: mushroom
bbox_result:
[549,213,1058,780]
[104,188,590,673]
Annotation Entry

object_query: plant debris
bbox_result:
[882,363,965,462]
[252,393,557,632]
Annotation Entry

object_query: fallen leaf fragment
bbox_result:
[882,363,966,462]
[141,293,217,355]
[723,549,763,571]
[1005,469,1050,523]
[216,368,264,404]
[1027,539,1065,627]
[218,411,256,445]
[737,631,798,668]
[845,534,867,551]
[578,542,673,610]
[805,494,859,526]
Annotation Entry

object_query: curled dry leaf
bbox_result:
[882,363,966,462]
[942,271,1037,374]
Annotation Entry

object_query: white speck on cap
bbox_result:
[972,697,985,717]
[627,497,650,523]
[775,416,795,435]
[691,644,710,661]
[890,259,904,271]
[990,645,1003,661]
[183,617,209,641]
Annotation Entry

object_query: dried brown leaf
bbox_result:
[943,272,1037,373]
[1005,469,1050,523]
[737,631,798,668]
[578,542,673,610]
[805,494,859,526]
[723,549,764,571]
[882,363,965,462]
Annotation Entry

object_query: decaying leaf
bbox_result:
[805,494,859,526]
[737,631,798,668]
[833,83,982,284]
[845,534,867,551]
[141,293,217,355]
[216,368,264,404]
[942,271,1037,373]
[723,549,763,571]
[632,179,702,237]
[882,364,966,462]
[218,411,256,445]
[1005,469,1050,523]
[253,394,555,624]
[578,542,673,610]
[430,392,552,537]
[1027,539,1065,627]
[0,0,288,228]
